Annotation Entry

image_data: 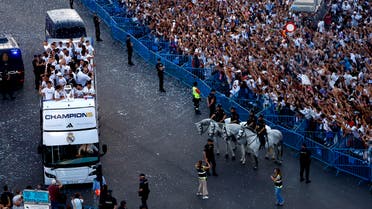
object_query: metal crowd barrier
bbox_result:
[333,149,371,183]
[80,0,372,184]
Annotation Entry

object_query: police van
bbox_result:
[45,9,87,39]
[40,93,106,185]
[0,35,25,87]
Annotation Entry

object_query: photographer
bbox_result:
[195,160,210,200]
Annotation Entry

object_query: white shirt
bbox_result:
[76,71,91,86]
[42,87,55,100]
[74,88,84,98]
[86,45,95,55]
[56,77,67,86]
[71,198,84,209]
[83,86,96,96]
[54,90,66,100]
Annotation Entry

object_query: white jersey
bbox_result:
[41,87,55,100]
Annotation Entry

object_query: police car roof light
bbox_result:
[10,49,19,55]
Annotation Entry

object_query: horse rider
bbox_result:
[211,104,226,123]
[245,110,257,131]
[256,114,267,150]
[230,107,240,124]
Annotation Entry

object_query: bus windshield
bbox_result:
[43,143,99,167]
[55,27,86,39]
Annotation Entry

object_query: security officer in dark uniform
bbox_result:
[126,35,134,65]
[230,107,240,124]
[138,173,150,208]
[101,190,117,209]
[156,58,165,92]
[207,89,216,117]
[256,114,267,150]
[32,55,44,90]
[93,14,102,41]
[211,104,226,123]
[0,53,15,100]
[299,143,311,183]
[203,139,218,176]
[245,110,257,130]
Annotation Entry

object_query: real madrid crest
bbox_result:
[66,132,75,144]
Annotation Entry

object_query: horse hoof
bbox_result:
[225,154,229,159]
[232,156,236,161]
[265,156,269,160]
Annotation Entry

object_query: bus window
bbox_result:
[43,143,99,167]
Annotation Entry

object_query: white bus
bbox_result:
[40,98,106,185]
[39,9,105,185]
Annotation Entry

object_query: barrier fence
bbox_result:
[80,0,371,184]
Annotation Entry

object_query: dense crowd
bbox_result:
[34,38,96,101]
[118,0,371,153]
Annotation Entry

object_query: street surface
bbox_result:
[0,0,371,208]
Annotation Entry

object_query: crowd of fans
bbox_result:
[117,0,371,158]
[34,38,96,101]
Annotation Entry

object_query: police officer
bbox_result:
[138,173,150,208]
[32,55,44,90]
[126,35,134,66]
[0,53,15,100]
[192,82,201,114]
[207,89,216,117]
[211,104,226,123]
[203,139,218,176]
[93,14,102,42]
[230,107,240,124]
[256,114,267,150]
[101,190,117,209]
[156,58,165,92]
[299,143,311,183]
[245,110,257,130]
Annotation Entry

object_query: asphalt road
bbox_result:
[0,0,371,209]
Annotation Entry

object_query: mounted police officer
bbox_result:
[245,110,257,130]
[256,114,267,150]
[230,107,240,124]
[211,104,226,123]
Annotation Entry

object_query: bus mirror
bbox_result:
[37,145,42,154]
[102,144,107,154]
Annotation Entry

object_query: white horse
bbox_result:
[221,123,243,161]
[236,127,284,169]
[195,118,223,155]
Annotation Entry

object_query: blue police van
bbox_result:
[0,35,25,87]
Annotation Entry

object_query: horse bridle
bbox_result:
[198,121,210,135]
[238,128,258,146]
[208,122,216,136]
